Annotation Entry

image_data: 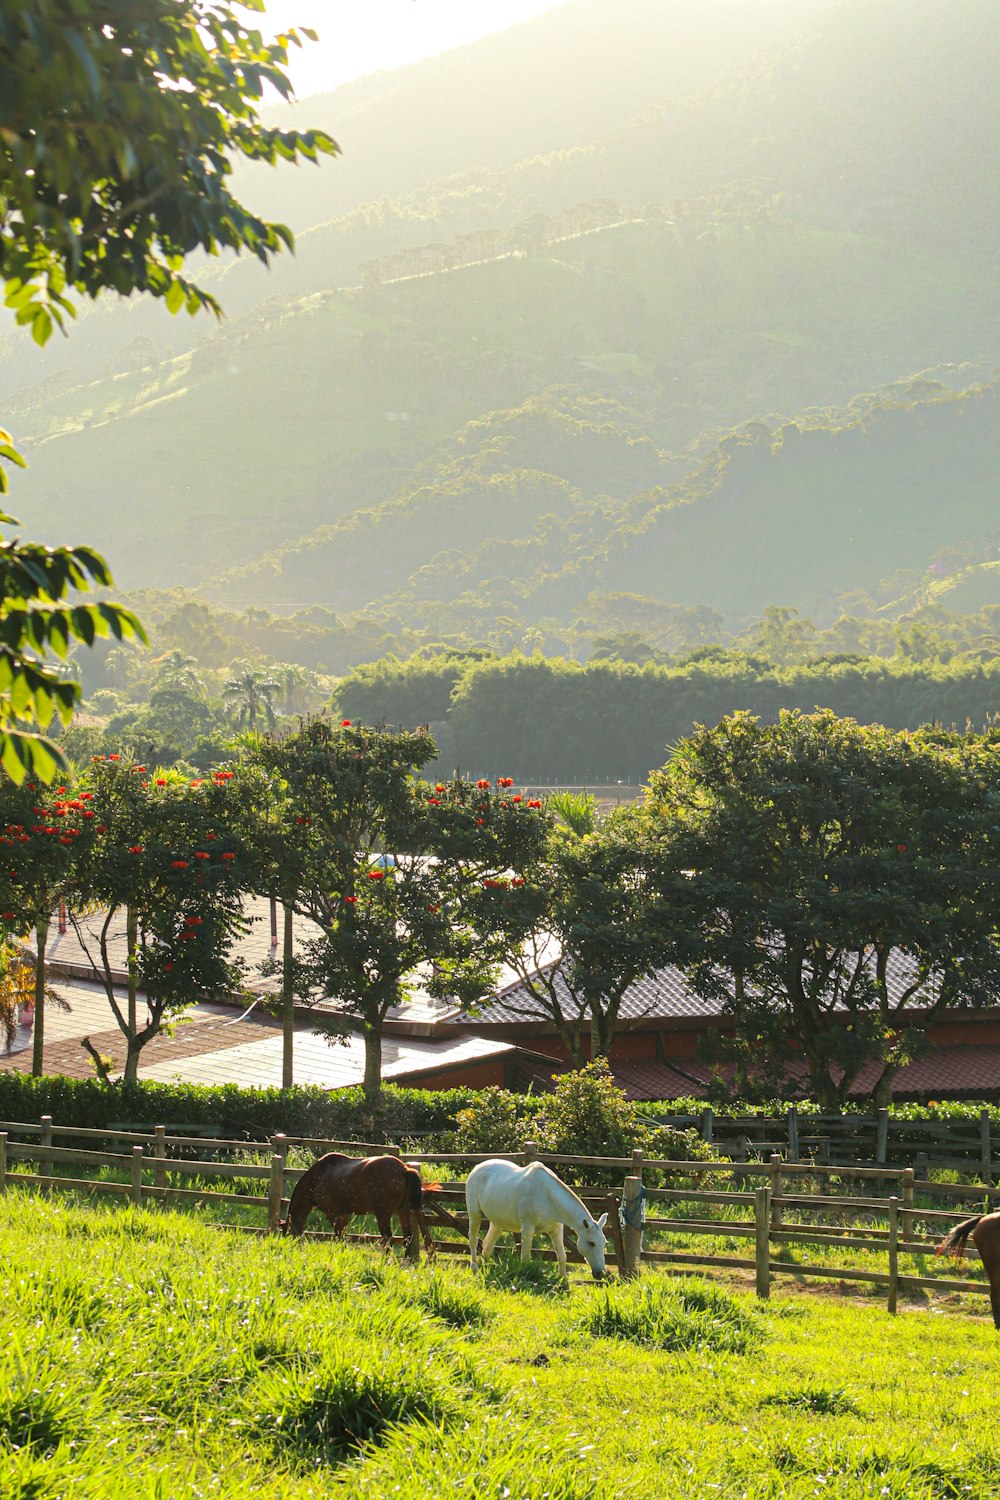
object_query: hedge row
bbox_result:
[0,1074,549,1142]
[1,1073,996,1142]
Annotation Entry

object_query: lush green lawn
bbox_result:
[2,1191,999,1498]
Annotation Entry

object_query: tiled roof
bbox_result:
[463,950,941,1028]
[612,1044,1000,1102]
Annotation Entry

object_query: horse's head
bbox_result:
[575,1211,609,1279]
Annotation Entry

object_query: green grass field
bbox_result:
[2,1190,999,1499]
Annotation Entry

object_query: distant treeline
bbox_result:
[332,652,1000,782]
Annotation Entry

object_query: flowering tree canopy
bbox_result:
[256,720,548,1103]
[69,756,248,1081]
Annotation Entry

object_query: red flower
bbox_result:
[512,795,523,803]
[294,816,310,826]
[156,779,167,787]
[134,765,147,773]
[341,719,352,727]
[476,817,484,825]
[129,846,144,855]
[428,904,440,913]
[190,779,204,788]
[96,825,108,834]
[185,916,203,927]
[344,895,357,904]
[527,799,542,808]
[82,809,95,819]
[435,783,446,792]
[220,852,235,861]
[108,754,120,761]
[897,843,907,853]
[195,851,210,860]
[80,793,92,801]
[476,779,490,789]
[367,869,385,881]
[164,963,174,972]
[171,860,189,869]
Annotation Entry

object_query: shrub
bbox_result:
[448,1087,534,1155]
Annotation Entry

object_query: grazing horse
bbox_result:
[936,1210,1000,1328]
[466,1159,608,1279]
[281,1152,445,1260]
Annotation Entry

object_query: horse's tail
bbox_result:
[936,1214,982,1263]
[405,1166,431,1212]
[281,1162,317,1236]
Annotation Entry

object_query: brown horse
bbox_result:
[281,1152,448,1260]
[936,1210,1000,1328]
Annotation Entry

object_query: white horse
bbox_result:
[465,1159,609,1279]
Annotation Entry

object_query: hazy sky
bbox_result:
[255,1,572,97]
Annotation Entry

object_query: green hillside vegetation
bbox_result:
[1,0,998,641]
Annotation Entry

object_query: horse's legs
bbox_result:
[519,1222,536,1264]
[415,1209,435,1258]
[468,1208,483,1271]
[398,1206,420,1261]
[374,1209,395,1254]
[482,1222,502,1259]
[549,1223,567,1277]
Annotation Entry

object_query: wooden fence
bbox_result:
[1,1115,997,1315]
[673,1105,998,1179]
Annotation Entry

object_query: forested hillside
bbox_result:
[2,0,999,668]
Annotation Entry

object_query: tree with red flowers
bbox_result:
[257,721,548,1104]
[69,756,247,1082]
[0,774,97,1070]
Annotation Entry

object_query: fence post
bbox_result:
[786,1106,800,1164]
[901,1166,915,1245]
[39,1115,52,1194]
[271,1132,288,1165]
[153,1125,166,1201]
[914,1151,929,1183]
[876,1108,889,1167]
[267,1153,286,1233]
[522,1140,537,1164]
[980,1109,993,1188]
[622,1173,643,1279]
[130,1146,144,1207]
[887,1196,899,1315]
[700,1107,714,1146]
[604,1190,627,1277]
[769,1154,783,1232]
[755,1187,771,1299]
[631,1147,644,1179]
[0,1132,6,1194]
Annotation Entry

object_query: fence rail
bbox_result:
[0,1117,996,1315]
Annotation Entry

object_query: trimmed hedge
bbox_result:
[1,1073,996,1145]
[0,1074,546,1143]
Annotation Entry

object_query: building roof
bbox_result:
[461,949,944,1029]
[611,1044,1000,1102]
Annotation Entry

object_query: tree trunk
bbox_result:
[31,917,49,1076]
[281,902,294,1090]
[362,1023,383,1106]
[123,906,140,1083]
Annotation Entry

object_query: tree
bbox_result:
[0,511,146,782]
[224,666,280,732]
[644,710,1000,1106]
[503,808,678,1066]
[259,721,548,1104]
[0,2,336,782]
[0,772,97,1070]
[69,755,248,1082]
[0,1,336,339]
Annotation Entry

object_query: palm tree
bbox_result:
[151,648,202,694]
[223,665,280,731]
[548,790,598,838]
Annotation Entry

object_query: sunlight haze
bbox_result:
[257,0,572,96]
